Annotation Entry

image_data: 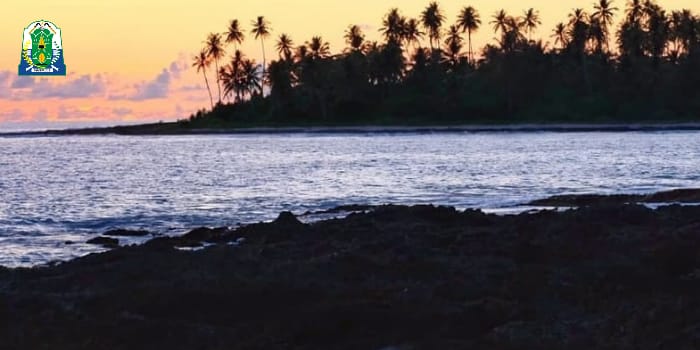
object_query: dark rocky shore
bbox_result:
[4,122,700,137]
[2,190,700,349]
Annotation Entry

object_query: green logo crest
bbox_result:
[19,20,66,76]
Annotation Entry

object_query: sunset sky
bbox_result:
[1,0,698,130]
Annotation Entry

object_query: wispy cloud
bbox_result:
[0,72,106,100]
[112,107,132,116]
[0,108,24,121]
[0,71,13,98]
[126,58,189,101]
[10,76,33,89]
[31,74,106,99]
[55,105,110,121]
[130,68,171,100]
[0,53,210,129]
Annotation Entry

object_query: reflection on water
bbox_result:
[1,131,699,266]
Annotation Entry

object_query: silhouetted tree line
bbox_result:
[189,0,700,126]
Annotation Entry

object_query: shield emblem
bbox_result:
[18,20,66,76]
[31,28,53,66]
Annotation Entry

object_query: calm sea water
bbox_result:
[1,131,699,267]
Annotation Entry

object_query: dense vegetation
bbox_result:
[187,0,700,127]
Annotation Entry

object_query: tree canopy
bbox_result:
[188,1,700,127]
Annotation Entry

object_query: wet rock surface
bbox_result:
[528,188,700,206]
[103,229,151,237]
[85,236,119,248]
[3,200,700,349]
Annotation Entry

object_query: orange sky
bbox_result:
[1,0,698,129]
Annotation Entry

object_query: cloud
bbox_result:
[184,94,207,101]
[0,56,194,103]
[31,74,105,98]
[112,107,132,116]
[179,84,203,92]
[11,76,34,89]
[33,109,48,121]
[128,58,188,101]
[169,60,188,79]
[0,109,24,122]
[1,73,106,100]
[55,105,109,121]
[107,93,127,100]
[0,71,12,98]
[0,52,208,128]
[130,68,171,100]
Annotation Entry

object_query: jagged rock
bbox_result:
[3,196,700,349]
[529,188,700,207]
[104,229,150,237]
[273,211,304,227]
[180,227,229,243]
[86,236,119,248]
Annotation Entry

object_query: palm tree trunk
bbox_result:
[468,30,473,65]
[214,59,222,104]
[202,70,214,110]
[260,37,266,96]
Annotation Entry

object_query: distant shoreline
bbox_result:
[3,122,700,137]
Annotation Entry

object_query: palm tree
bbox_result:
[267,58,294,100]
[231,50,245,101]
[276,33,294,60]
[241,59,261,98]
[644,1,669,66]
[552,22,569,49]
[378,41,406,84]
[295,44,309,63]
[403,18,424,49]
[220,50,248,103]
[251,16,271,95]
[685,10,699,49]
[521,8,541,41]
[672,9,699,56]
[457,6,481,65]
[421,2,445,50]
[445,25,463,48]
[192,49,214,109]
[491,10,509,35]
[592,0,618,52]
[618,1,645,58]
[589,17,606,53]
[205,33,225,104]
[626,0,644,23]
[569,8,589,27]
[500,17,525,52]
[593,0,618,30]
[344,25,366,52]
[381,8,406,44]
[568,8,590,55]
[669,10,684,56]
[444,25,464,67]
[307,36,331,59]
[225,19,245,49]
[219,62,236,102]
